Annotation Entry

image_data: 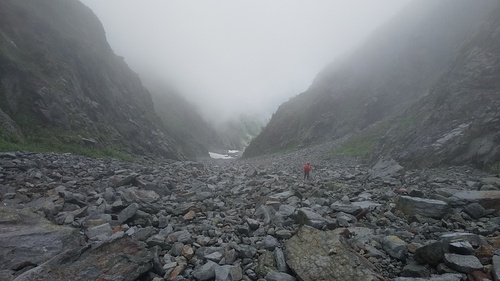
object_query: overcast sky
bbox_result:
[80,0,411,122]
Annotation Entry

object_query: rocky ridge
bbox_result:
[243,0,500,170]
[0,0,191,159]
[0,146,499,281]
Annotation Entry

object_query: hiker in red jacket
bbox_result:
[303,161,312,180]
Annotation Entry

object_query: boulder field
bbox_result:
[0,148,499,281]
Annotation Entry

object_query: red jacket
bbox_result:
[303,165,311,173]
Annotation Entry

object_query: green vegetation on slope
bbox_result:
[0,130,135,161]
[328,117,407,158]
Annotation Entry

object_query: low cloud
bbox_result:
[80,0,411,123]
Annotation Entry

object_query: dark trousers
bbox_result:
[304,171,309,180]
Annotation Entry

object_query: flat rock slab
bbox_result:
[492,255,500,281]
[450,190,500,210]
[0,207,82,272]
[396,196,449,219]
[14,236,152,281]
[285,226,379,281]
[443,253,483,273]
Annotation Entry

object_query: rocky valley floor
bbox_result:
[0,145,499,281]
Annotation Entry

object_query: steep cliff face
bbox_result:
[0,0,186,159]
[375,4,500,169]
[149,83,222,158]
[244,0,497,159]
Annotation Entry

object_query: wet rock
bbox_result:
[215,265,243,281]
[393,273,465,281]
[256,251,277,278]
[119,187,162,213]
[265,271,296,281]
[443,253,483,273]
[117,202,139,224]
[414,241,446,266]
[463,202,486,219]
[450,191,500,210]
[274,248,287,272]
[401,263,431,278]
[396,196,449,219]
[14,237,152,281]
[0,207,82,277]
[369,158,404,179]
[192,260,218,281]
[294,208,336,230]
[330,202,362,215]
[381,235,408,261]
[1,150,499,281]
[449,241,475,255]
[285,226,380,281]
[492,255,500,281]
[86,223,112,240]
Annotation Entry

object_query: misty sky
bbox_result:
[80,0,411,122]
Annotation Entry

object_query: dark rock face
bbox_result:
[243,0,500,171]
[0,0,186,159]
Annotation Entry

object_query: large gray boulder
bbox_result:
[285,226,380,281]
[396,196,449,219]
[380,235,408,261]
[14,236,152,281]
[443,253,483,274]
[492,255,500,281]
[294,208,336,230]
[0,208,82,276]
[450,190,500,210]
[369,158,404,179]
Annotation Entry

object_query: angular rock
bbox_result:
[256,251,277,278]
[117,202,139,224]
[14,237,152,281]
[0,208,81,275]
[449,241,474,255]
[192,260,218,281]
[274,248,287,272]
[369,158,404,179]
[414,241,446,266]
[481,177,500,188]
[230,243,257,259]
[215,265,243,281]
[462,202,486,219]
[205,251,223,263]
[86,223,112,240]
[450,190,500,210]
[285,226,379,281]
[443,253,483,273]
[118,187,162,213]
[493,255,500,281]
[294,208,336,230]
[381,235,408,261]
[265,271,296,281]
[330,202,362,215]
[396,196,449,219]
[393,273,465,281]
[401,263,431,278]
[263,235,279,250]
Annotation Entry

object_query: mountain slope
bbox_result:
[243,0,497,159]
[0,0,187,159]
[148,82,223,158]
[374,3,500,169]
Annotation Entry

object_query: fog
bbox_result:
[80,0,411,123]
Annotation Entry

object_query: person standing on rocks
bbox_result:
[303,161,312,180]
